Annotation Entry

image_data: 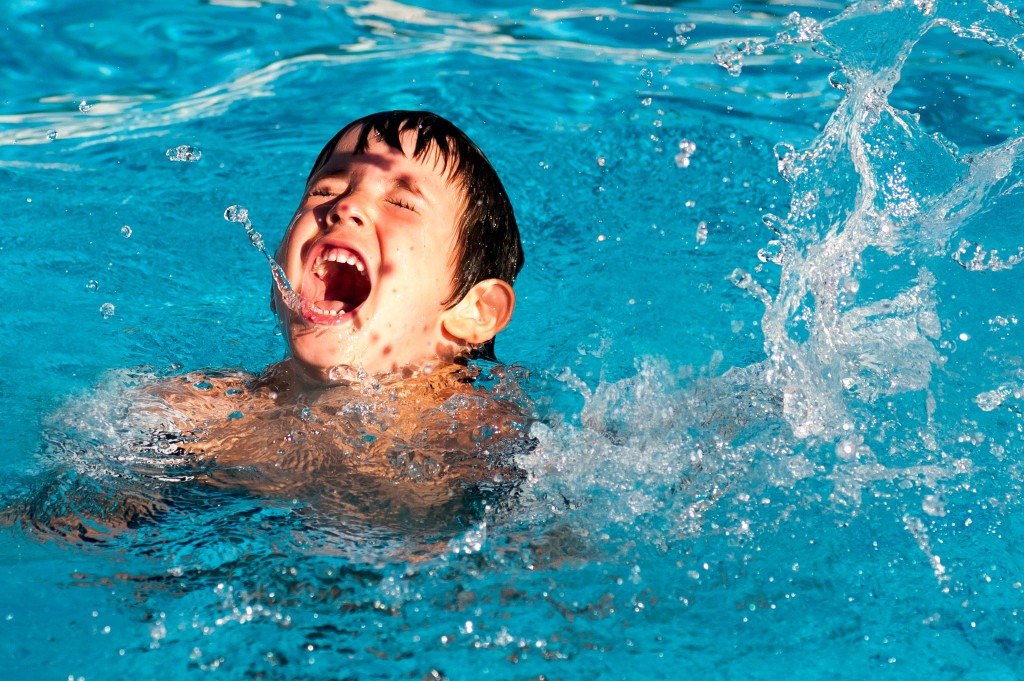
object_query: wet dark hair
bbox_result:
[306,110,524,359]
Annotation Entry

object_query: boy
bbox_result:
[10,112,529,541]
[167,110,530,488]
[272,109,525,384]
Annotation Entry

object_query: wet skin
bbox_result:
[274,130,470,382]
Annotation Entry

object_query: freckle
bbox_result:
[382,345,392,356]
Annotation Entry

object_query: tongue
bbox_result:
[310,259,370,313]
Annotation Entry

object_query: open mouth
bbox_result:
[302,245,371,323]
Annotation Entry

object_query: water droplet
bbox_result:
[641,97,652,106]
[674,22,696,34]
[714,41,745,76]
[761,213,783,236]
[675,139,697,168]
[597,155,606,166]
[922,494,946,517]
[727,268,771,305]
[86,279,99,291]
[328,364,365,383]
[732,3,742,12]
[78,100,92,113]
[100,302,115,319]
[756,239,784,264]
[228,411,244,419]
[166,145,202,162]
[224,205,248,223]
[975,388,1009,412]
[300,408,316,423]
[695,221,708,245]
[47,130,58,142]
[828,70,849,91]
[121,225,132,238]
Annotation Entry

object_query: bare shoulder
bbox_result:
[134,367,274,430]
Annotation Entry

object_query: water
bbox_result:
[223,204,299,312]
[3,0,1024,678]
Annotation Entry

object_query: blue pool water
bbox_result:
[3,0,1024,678]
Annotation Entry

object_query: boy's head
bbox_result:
[273,110,524,381]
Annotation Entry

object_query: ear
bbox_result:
[441,279,515,345]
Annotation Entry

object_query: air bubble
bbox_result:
[100,303,115,319]
[47,130,58,141]
[86,280,99,291]
[597,155,606,166]
[121,225,132,238]
[166,145,202,162]
[674,139,696,168]
[732,3,742,12]
[78,100,92,113]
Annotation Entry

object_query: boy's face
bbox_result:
[273,129,464,380]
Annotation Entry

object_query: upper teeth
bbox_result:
[314,249,366,274]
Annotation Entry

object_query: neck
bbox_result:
[255,357,474,401]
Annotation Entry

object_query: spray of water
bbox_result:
[754,1,1024,444]
[223,205,301,312]
[522,0,1024,555]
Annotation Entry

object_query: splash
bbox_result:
[166,145,202,162]
[739,0,1024,441]
[522,0,1024,552]
[224,205,300,312]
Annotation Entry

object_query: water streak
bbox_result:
[223,205,300,312]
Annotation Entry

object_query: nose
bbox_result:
[324,190,370,230]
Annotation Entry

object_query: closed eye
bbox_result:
[310,187,336,197]
[387,196,416,212]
